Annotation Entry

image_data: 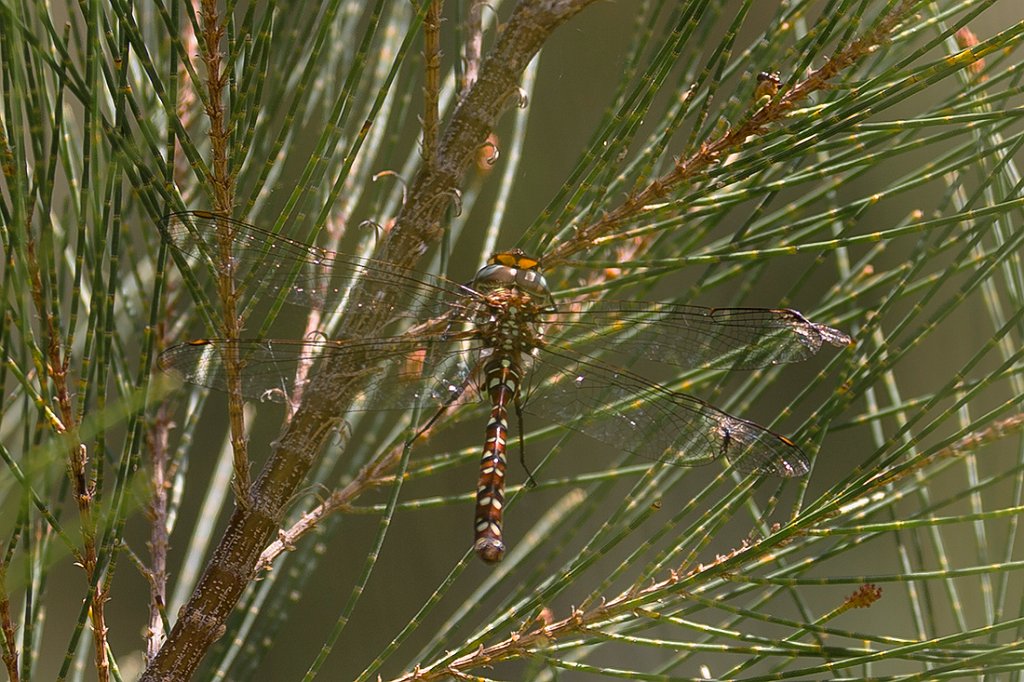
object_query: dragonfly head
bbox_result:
[473,249,552,303]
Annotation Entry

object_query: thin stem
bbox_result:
[199,0,251,502]
[422,0,442,171]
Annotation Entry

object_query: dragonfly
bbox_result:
[158,211,853,563]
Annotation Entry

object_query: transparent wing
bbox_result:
[160,212,851,369]
[160,211,476,316]
[158,336,483,410]
[521,343,810,477]
[546,302,852,371]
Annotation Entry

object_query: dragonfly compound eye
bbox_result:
[514,268,551,300]
[472,262,552,301]
[472,263,517,289]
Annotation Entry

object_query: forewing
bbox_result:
[158,336,483,411]
[160,211,475,316]
[521,343,809,477]
[546,301,852,371]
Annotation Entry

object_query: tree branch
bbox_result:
[141,2,594,679]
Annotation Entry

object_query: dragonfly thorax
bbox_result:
[466,252,553,354]
[471,288,547,354]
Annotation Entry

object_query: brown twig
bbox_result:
[0,560,21,682]
[865,412,1024,491]
[255,437,410,571]
[385,538,777,681]
[422,0,443,170]
[198,0,251,503]
[463,0,485,93]
[542,0,918,267]
[174,19,199,196]
[144,400,173,664]
[23,214,110,681]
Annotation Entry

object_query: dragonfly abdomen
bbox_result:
[473,354,523,563]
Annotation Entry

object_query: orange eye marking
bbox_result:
[489,251,540,270]
[490,252,518,267]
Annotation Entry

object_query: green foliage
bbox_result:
[1,0,1023,680]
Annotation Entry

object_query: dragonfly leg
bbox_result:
[514,396,537,489]
[402,369,476,446]
[405,399,453,444]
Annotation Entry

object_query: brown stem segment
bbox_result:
[145,402,173,664]
[0,561,18,682]
[422,0,442,170]
[199,0,250,503]
[27,217,108,680]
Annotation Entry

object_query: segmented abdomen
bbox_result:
[473,355,522,563]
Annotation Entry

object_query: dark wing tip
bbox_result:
[815,324,854,348]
